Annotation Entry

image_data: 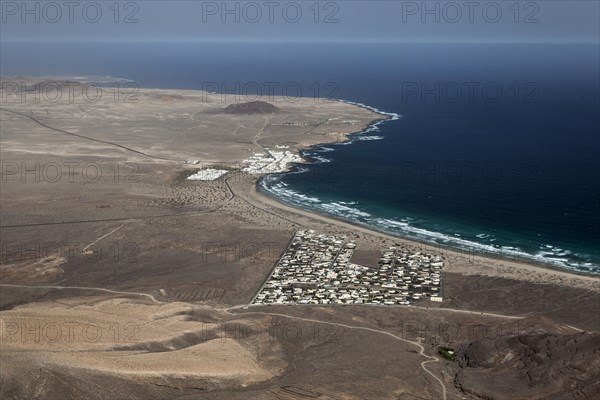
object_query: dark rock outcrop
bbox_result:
[454,332,600,399]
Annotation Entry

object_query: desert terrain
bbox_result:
[1,77,598,400]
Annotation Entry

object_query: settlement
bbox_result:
[253,230,443,306]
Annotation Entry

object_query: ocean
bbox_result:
[2,42,598,273]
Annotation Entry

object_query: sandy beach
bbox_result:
[252,183,599,290]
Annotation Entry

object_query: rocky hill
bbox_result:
[455,331,600,399]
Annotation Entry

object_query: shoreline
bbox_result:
[3,77,596,280]
[258,179,599,280]
[256,182,596,280]
[250,182,599,288]
[251,101,599,282]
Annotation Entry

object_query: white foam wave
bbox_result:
[262,178,599,274]
[339,99,402,121]
[324,202,372,218]
[268,183,321,203]
[310,155,332,163]
[356,136,384,141]
[259,99,598,274]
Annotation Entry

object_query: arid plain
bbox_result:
[1,78,598,400]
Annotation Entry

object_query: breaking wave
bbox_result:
[260,100,598,275]
[261,178,598,275]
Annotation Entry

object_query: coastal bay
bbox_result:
[1,79,598,399]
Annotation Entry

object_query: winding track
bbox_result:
[0,282,529,322]
[0,282,448,399]
[0,283,162,303]
[222,309,448,399]
[1,280,529,399]
[2,282,582,398]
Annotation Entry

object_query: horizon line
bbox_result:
[3,38,599,45]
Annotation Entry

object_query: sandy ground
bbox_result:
[1,79,598,399]
[0,78,382,164]
[250,185,599,291]
[1,298,277,382]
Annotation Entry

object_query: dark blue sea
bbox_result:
[2,42,598,273]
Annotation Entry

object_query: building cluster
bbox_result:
[187,168,228,181]
[252,230,443,306]
[242,149,303,174]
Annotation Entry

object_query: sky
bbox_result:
[0,1,598,43]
